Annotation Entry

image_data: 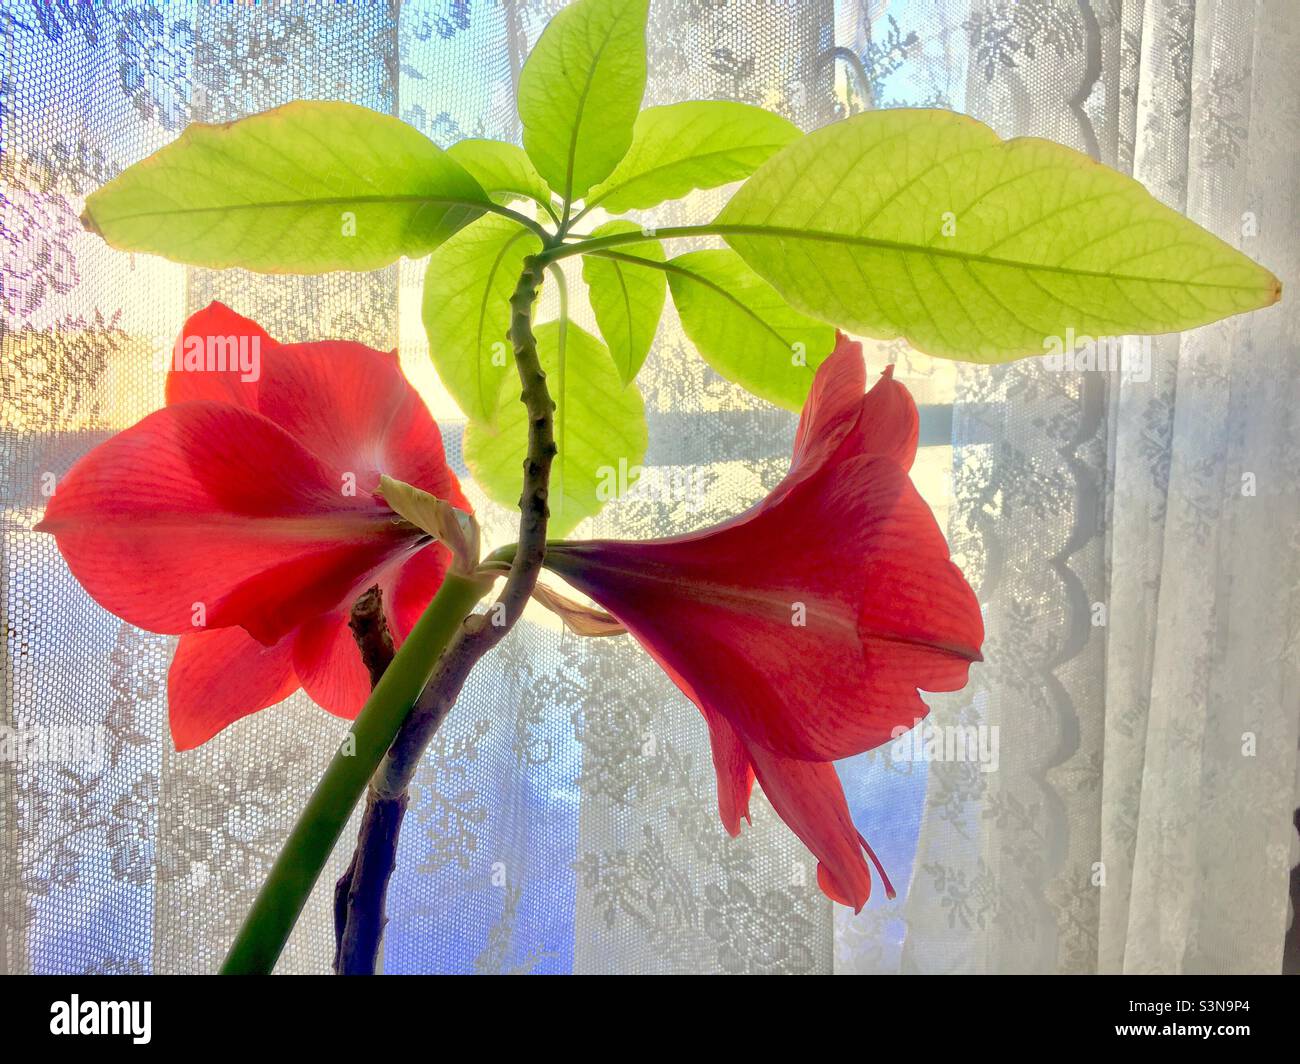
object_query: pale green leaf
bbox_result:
[423,214,542,425]
[716,109,1281,361]
[377,475,478,572]
[517,0,650,202]
[586,101,800,213]
[447,138,553,211]
[464,322,647,538]
[84,101,491,274]
[665,249,836,410]
[581,221,665,383]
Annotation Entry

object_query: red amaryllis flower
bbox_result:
[542,334,983,910]
[36,302,468,750]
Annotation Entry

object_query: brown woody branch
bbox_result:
[334,255,555,973]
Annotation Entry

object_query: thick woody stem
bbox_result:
[346,585,395,685]
[333,586,400,975]
[375,254,554,798]
[333,788,407,975]
[335,256,555,973]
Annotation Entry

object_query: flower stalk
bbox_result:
[218,569,491,975]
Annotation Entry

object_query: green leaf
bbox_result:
[581,221,666,383]
[665,249,836,410]
[423,214,542,425]
[464,322,647,538]
[586,101,800,213]
[715,109,1281,361]
[84,101,491,274]
[447,138,553,211]
[517,0,650,203]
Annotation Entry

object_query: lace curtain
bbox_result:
[1,0,1295,975]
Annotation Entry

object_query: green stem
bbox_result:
[588,249,795,348]
[484,201,554,243]
[540,223,728,262]
[220,571,491,975]
[566,199,600,230]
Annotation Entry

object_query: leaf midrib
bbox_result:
[590,140,794,211]
[594,250,802,349]
[724,224,1273,293]
[611,260,637,376]
[585,223,1275,295]
[88,194,492,225]
[561,13,624,206]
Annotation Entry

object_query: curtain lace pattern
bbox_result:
[1,0,1295,975]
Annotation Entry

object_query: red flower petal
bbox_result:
[36,401,420,644]
[168,627,298,750]
[254,341,468,507]
[679,654,894,908]
[851,364,919,471]
[43,302,472,748]
[165,301,273,409]
[780,334,918,503]
[542,335,979,906]
[736,335,920,527]
[791,332,868,474]
[171,302,468,509]
[744,742,883,911]
[291,542,452,719]
[292,610,372,719]
[546,453,982,762]
[635,607,894,907]
[379,543,453,643]
[698,708,755,837]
